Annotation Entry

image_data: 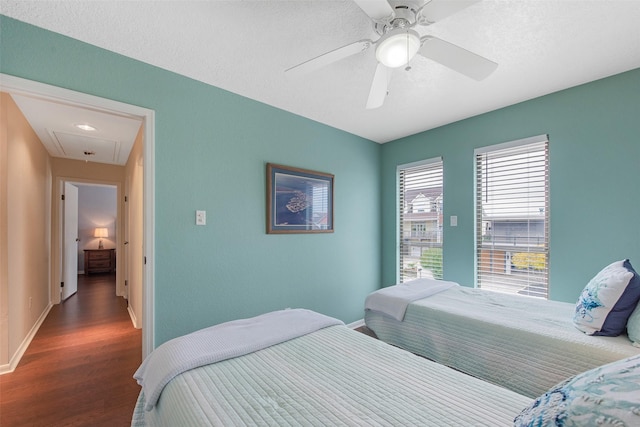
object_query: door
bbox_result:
[62,182,79,300]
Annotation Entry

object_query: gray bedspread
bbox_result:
[134,308,342,411]
[132,323,531,426]
[365,286,640,398]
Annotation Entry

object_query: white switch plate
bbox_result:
[196,210,206,225]
[450,215,458,227]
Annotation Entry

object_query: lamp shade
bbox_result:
[376,29,420,68]
[94,228,108,238]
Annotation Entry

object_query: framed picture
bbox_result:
[266,163,334,234]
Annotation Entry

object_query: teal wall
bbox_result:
[1,16,382,344]
[3,15,639,345]
[381,68,640,302]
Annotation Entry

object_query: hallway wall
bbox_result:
[0,92,52,369]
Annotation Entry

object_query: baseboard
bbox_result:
[128,305,141,329]
[0,303,53,375]
[347,318,365,329]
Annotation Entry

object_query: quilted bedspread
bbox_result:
[134,308,342,411]
[131,324,531,426]
[365,286,640,398]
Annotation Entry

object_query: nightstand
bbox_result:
[84,248,116,275]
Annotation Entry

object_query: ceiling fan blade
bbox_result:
[352,0,394,21]
[285,40,372,77]
[419,36,497,81]
[366,63,392,109]
[418,0,481,25]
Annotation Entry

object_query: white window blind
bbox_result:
[475,136,549,298]
[399,158,443,283]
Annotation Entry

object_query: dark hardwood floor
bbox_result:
[0,274,142,427]
[355,325,378,339]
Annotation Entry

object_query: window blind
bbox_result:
[399,158,443,283]
[475,136,549,298]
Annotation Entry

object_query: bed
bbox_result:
[364,280,640,399]
[131,308,532,426]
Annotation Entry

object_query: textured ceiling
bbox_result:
[2,0,640,143]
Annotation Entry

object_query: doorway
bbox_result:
[1,73,155,366]
[61,182,119,301]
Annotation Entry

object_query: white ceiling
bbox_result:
[2,0,640,145]
[9,93,142,166]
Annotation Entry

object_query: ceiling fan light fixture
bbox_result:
[376,29,420,68]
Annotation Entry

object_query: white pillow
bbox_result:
[573,259,640,336]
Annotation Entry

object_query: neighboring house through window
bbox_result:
[475,135,550,298]
[399,157,444,283]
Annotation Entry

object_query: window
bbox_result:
[399,158,443,283]
[475,135,549,298]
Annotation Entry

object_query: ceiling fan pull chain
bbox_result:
[405,32,412,71]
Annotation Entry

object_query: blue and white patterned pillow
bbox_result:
[573,259,640,336]
[514,354,640,426]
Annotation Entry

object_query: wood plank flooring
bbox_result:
[0,274,142,427]
[355,325,378,339]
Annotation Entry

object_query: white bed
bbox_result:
[365,283,640,398]
[131,309,532,426]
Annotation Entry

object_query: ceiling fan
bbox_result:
[285,0,498,109]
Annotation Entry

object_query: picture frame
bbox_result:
[266,163,334,234]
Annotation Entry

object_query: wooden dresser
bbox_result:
[84,248,116,275]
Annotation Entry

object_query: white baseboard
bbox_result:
[128,305,141,329]
[347,318,365,329]
[0,303,52,375]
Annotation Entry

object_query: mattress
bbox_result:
[132,323,531,426]
[365,286,640,398]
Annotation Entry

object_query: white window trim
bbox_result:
[474,134,548,155]
[397,156,443,171]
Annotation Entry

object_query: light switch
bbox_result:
[196,210,206,225]
[450,215,458,227]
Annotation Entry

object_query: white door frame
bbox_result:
[58,179,122,296]
[1,73,155,359]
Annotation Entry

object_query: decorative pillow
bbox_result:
[573,259,640,336]
[628,304,640,346]
[514,354,640,427]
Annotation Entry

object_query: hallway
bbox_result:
[0,274,142,426]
